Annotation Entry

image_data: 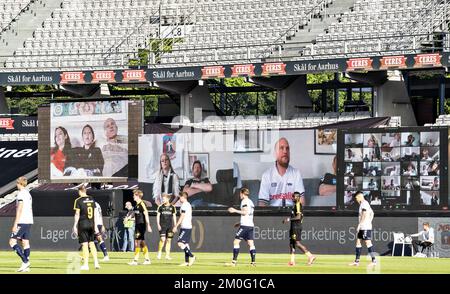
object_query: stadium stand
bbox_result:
[167,113,401,131]
[0,133,38,141]
[6,0,330,68]
[159,0,333,65]
[0,0,34,33]
[1,0,447,69]
[5,0,163,69]
[428,114,450,126]
[309,0,450,58]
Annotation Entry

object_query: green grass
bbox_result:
[0,251,449,274]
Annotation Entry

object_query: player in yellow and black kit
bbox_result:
[73,185,100,271]
[156,194,177,260]
[128,189,152,265]
[283,191,316,266]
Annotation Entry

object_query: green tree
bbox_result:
[129,38,183,66]
[211,78,277,115]
[6,85,57,115]
[6,97,47,115]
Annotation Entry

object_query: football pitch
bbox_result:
[0,251,449,274]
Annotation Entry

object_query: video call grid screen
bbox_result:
[337,127,448,210]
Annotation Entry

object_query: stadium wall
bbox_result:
[1,217,449,257]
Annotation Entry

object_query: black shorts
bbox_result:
[357,230,372,240]
[235,226,254,241]
[10,224,32,240]
[177,229,192,244]
[159,227,174,239]
[290,226,303,242]
[78,222,95,244]
[135,223,146,240]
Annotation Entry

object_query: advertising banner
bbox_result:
[0,53,445,85]
[0,116,37,134]
[0,216,435,256]
[0,141,37,187]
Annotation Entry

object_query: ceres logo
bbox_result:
[201,66,225,78]
[380,56,406,69]
[346,58,373,71]
[0,118,14,130]
[122,70,146,82]
[231,64,255,77]
[60,72,85,84]
[385,58,403,65]
[414,53,441,67]
[261,63,286,75]
[419,55,437,64]
[92,71,116,83]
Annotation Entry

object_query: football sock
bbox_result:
[12,244,27,263]
[367,246,376,262]
[89,242,98,265]
[290,241,296,254]
[99,241,108,256]
[82,244,90,266]
[24,247,30,262]
[143,246,149,260]
[134,247,141,260]
[249,246,256,263]
[165,238,172,256]
[233,246,240,261]
[158,240,164,254]
[355,246,362,262]
[184,246,194,258]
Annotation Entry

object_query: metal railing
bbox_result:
[400,0,450,49]
[257,0,330,59]
[0,31,447,71]
[148,4,198,64]
[0,0,36,36]
[101,8,161,65]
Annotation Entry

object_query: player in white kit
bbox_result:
[173,192,196,266]
[349,191,377,267]
[228,188,256,266]
[94,201,109,261]
[9,177,33,272]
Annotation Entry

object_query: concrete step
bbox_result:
[280,0,357,57]
[326,0,357,14]
[285,18,339,47]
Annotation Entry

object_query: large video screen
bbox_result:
[139,132,234,207]
[50,101,129,181]
[338,127,448,210]
[139,129,337,209]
